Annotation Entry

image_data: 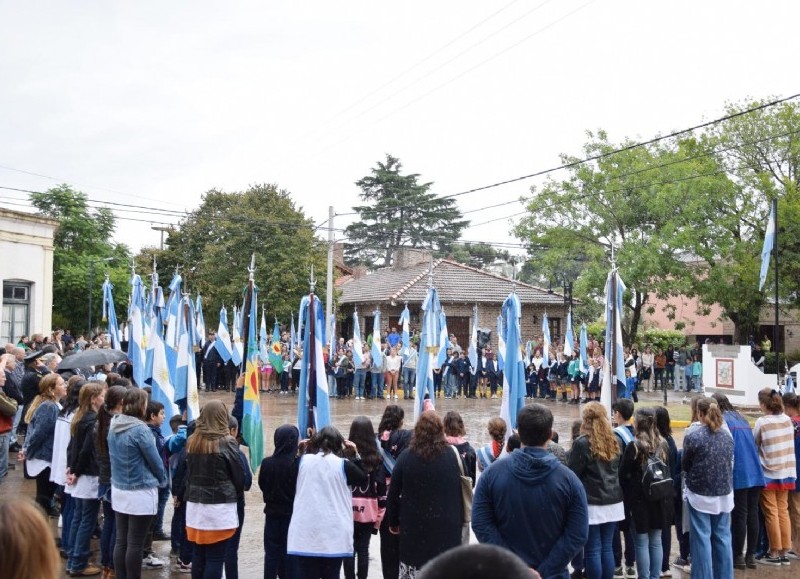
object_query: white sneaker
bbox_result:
[143,554,165,568]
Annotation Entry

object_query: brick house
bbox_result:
[337,248,567,348]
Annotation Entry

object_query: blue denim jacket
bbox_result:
[24,400,58,462]
[107,414,166,490]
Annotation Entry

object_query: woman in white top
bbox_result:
[385,348,402,401]
[287,426,366,578]
[640,346,655,392]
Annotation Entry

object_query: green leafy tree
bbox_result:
[153,185,326,326]
[344,155,469,267]
[445,242,511,269]
[29,185,131,334]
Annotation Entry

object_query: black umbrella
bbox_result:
[56,348,128,370]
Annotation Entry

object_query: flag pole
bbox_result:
[308,266,317,436]
[240,254,256,378]
[773,198,779,389]
[610,269,618,408]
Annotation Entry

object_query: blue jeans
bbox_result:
[0,432,8,484]
[69,497,101,572]
[193,537,229,579]
[264,515,292,579]
[173,501,193,565]
[224,500,245,579]
[585,521,616,579]
[688,505,733,579]
[60,490,75,557]
[100,496,116,568]
[154,485,170,535]
[632,525,662,579]
[370,372,384,398]
[402,367,416,398]
[354,369,367,398]
[444,373,456,397]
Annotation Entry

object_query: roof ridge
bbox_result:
[438,259,562,296]
[392,258,444,301]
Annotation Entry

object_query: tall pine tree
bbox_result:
[344,155,468,267]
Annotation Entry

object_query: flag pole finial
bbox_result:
[248,253,256,282]
[427,255,434,289]
[309,265,317,294]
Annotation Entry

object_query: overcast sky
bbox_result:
[1,0,798,255]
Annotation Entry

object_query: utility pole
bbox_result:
[326,206,334,338]
[151,225,172,251]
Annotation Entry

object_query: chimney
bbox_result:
[392,247,432,270]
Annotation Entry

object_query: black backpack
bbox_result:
[641,449,673,501]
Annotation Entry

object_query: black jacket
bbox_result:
[567,435,623,506]
[68,411,99,477]
[619,440,674,531]
[185,436,245,505]
[258,424,300,518]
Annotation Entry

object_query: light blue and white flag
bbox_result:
[496,315,506,372]
[579,323,589,374]
[601,269,627,412]
[564,309,575,357]
[174,295,200,420]
[231,306,243,367]
[414,288,443,420]
[499,293,526,434]
[102,278,122,350]
[145,313,179,437]
[371,311,383,370]
[436,311,450,370]
[329,313,336,357]
[759,201,776,291]
[259,311,269,363]
[195,295,206,349]
[127,274,147,387]
[542,312,551,369]
[163,274,182,350]
[399,305,411,360]
[214,306,233,363]
[296,294,331,436]
[468,305,478,375]
[352,312,364,367]
[290,317,297,364]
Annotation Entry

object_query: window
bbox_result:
[2,282,31,344]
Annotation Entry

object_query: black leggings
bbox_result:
[34,466,57,513]
[114,512,154,579]
[379,518,400,579]
[343,522,373,579]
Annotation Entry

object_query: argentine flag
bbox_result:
[759,201,776,291]
[174,295,200,420]
[145,318,179,437]
[499,293,526,433]
[231,306,243,367]
[296,294,331,436]
[399,305,411,360]
[542,312,551,369]
[214,306,234,363]
[371,311,383,370]
[435,310,450,370]
[579,323,589,374]
[414,287,442,420]
[564,310,575,357]
[468,306,478,375]
[352,312,364,367]
[496,315,506,372]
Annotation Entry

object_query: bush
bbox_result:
[764,352,787,374]
[638,329,686,352]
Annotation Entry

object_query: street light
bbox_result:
[87,257,116,337]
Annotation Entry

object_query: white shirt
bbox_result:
[186,502,238,530]
[588,501,625,525]
[112,487,158,516]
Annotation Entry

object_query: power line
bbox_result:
[335,92,800,218]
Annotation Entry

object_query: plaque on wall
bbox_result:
[716,358,734,389]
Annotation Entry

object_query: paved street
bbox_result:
[2,388,794,578]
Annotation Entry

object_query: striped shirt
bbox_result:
[753,414,797,490]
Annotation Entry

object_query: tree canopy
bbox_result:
[344,155,469,267]
[149,184,327,326]
[30,185,131,334]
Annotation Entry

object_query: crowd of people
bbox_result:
[1,328,799,579]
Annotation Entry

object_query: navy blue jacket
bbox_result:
[683,425,734,497]
[472,447,588,578]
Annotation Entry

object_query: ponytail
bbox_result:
[696,397,723,432]
[758,387,784,414]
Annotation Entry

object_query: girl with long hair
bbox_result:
[0,498,62,579]
[52,376,85,560]
[344,416,386,579]
[287,426,366,578]
[568,402,624,579]
[387,411,463,577]
[711,393,762,569]
[619,409,673,579]
[443,410,476,545]
[754,388,797,565]
[185,400,245,579]
[108,388,165,579]
[19,372,67,514]
[65,382,105,576]
[95,385,127,579]
[682,397,734,578]
[377,404,412,579]
[476,416,506,472]
[654,407,679,576]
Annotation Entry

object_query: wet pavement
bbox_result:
[1,388,795,578]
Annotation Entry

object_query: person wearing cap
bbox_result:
[19,350,49,433]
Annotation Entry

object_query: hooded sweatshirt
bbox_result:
[107,414,166,491]
[259,424,300,517]
[472,446,588,579]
